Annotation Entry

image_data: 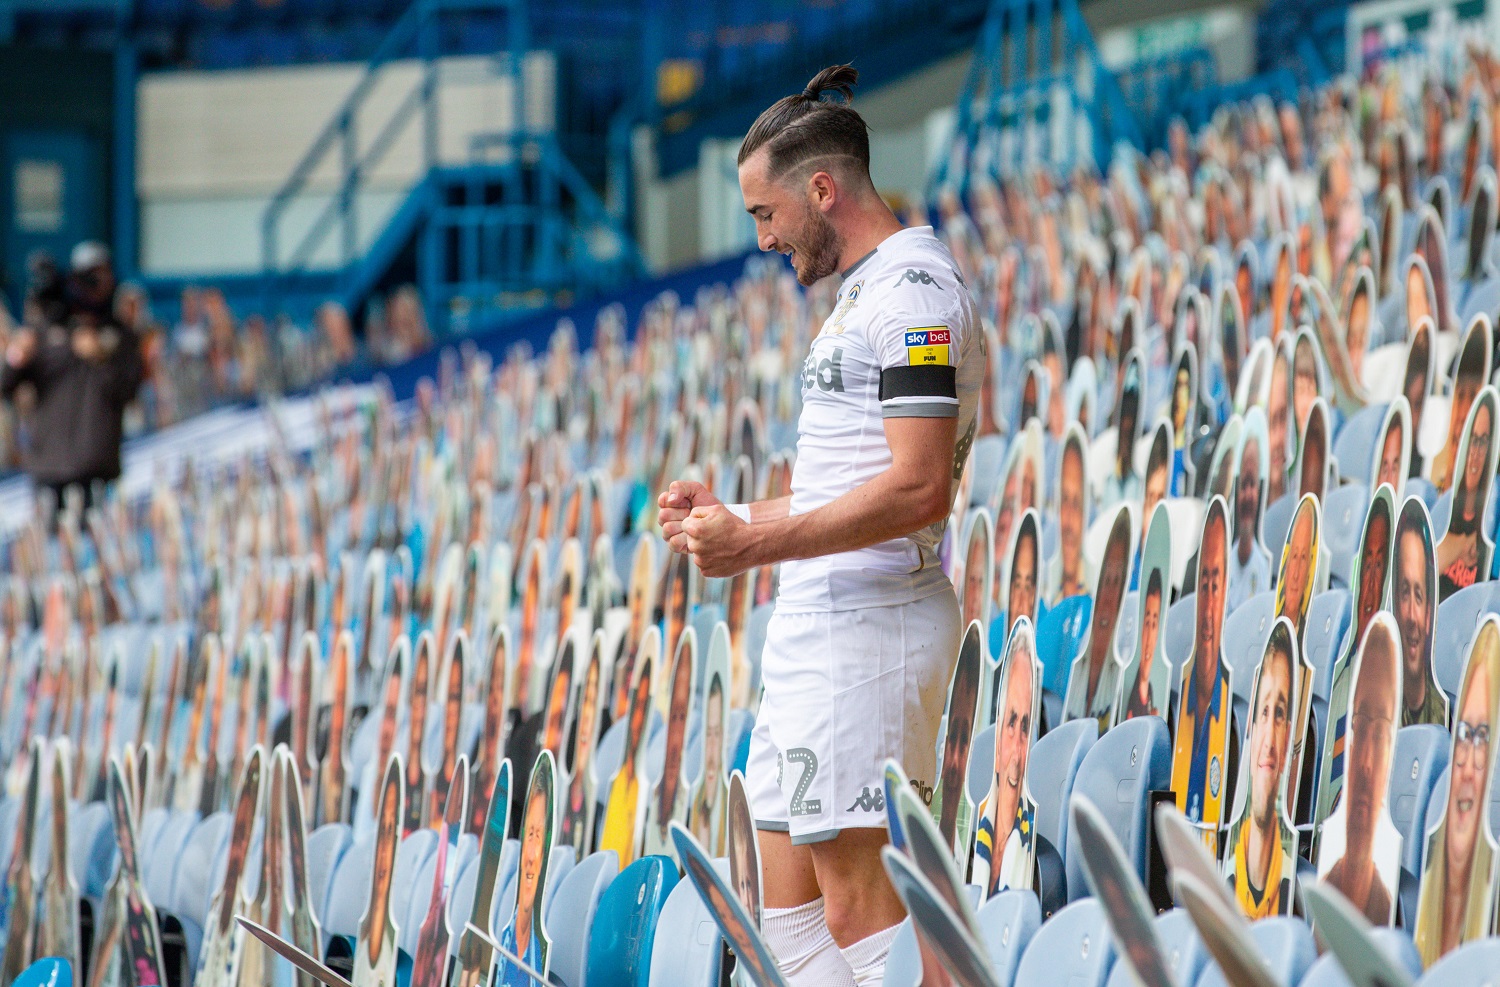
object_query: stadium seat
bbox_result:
[543,845,577,915]
[1263,493,1298,561]
[548,848,619,987]
[306,822,352,923]
[1388,725,1450,881]
[1194,916,1315,987]
[1014,898,1114,987]
[1333,404,1389,484]
[1113,591,1139,673]
[1305,590,1351,699]
[976,889,1042,985]
[1415,937,1500,984]
[144,809,199,909]
[585,855,678,987]
[1431,490,1453,536]
[882,919,921,987]
[400,832,478,957]
[967,724,996,805]
[1322,485,1370,590]
[1223,591,1277,724]
[387,828,438,943]
[163,810,232,974]
[1163,594,1196,697]
[1433,582,1500,702]
[1064,716,1171,902]
[1296,926,1422,987]
[647,856,725,987]
[68,799,116,904]
[321,835,374,941]
[1037,595,1092,699]
[1028,717,1096,901]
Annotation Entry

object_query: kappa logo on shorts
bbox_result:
[845,787,885,813]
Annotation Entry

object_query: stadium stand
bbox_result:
[9,0,1500,984]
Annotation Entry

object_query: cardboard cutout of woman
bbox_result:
[1169,345,1198,497]
[642,629,697,861]
[1414,615,1500,966]
[1050,425,1092,604]
[1438,385,1498,600]
[1003,511,1041,642]
[956,508,995,631]
[1431,316,1491,494]
[931,621,984,863]
[689,628,732,856]
[495,751,556,987]
[1223,618,1302,917]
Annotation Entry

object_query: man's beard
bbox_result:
[791,207,843,286]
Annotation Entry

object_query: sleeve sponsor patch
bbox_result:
[904,327,951,366]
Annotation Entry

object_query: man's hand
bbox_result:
[682,505,756,578]
[657,480,722,554]
[5,329,36,369]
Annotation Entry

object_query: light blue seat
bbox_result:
[970,434,1007,504]
[543,845,577,915]
[1038,595,1092,699]
[1390,727,1450,880]
[1195,916,1314,987]
[1297,925,1422,987]
[976,889,1042,985]
[1406,476,1438,510]
[1163,593,1196,696]
[386,828,437,948]
[1430,489,1452,535]
[144,809,199,909]
[1028,717,1096,902]
[137,806,170,867]
[1064,716,1171,902]
[1433,582,1500,704]
[647,856,725,987]
[321,836,374,942]
[1322,485,1370,590]
[547,849,618,987]
[13,957,71,987]
[164,810,232,974]
[307,822,352,924]
[1333,403,1389,485]
[1305,591,1351,701]
[967,724,996,806]
[1262,492,1298,561]
[1413,936,1500,984]
[1224,591,1277,726]
[68,800,116,904]
[585,855,678,987]
[1014,898,1114,987]
[882,919,921,987]
[1103,908,1207,987]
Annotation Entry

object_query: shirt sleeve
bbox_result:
[871,290,963,420]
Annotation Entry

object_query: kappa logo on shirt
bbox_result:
[904,327,951,366]
[894,268,942,289]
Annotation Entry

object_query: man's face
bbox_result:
[577,661,600,765]
[740,150,843,286]
[1009,534,1037,629]
[1237,440,1261,557]
[1145,461,1168,526]
[1449,661,1492,872]
[1197,517,1226,666]
[1250,651,1292,827]
[1407,266,1429,330]
[1348,639,1397,849]
[1358,512,1391,631]
[664,659,692,784]
[1060,449,1084,570]
[1280,511,1314,624]
[519,789,548,914]
[704,684,724,781]
[964,535,986,626]
[1294,350,1318,431]
[1395,529,1431,686]
[1174,368,1191,433]
[1269,359,1289,484]
[1093,541,1127,663]
[1348,292,1369,372]
[1140,588,1162,682]
[1378,422,1404,490]
[995,653,1034,826]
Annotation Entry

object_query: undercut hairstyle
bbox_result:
[738,64,872,182]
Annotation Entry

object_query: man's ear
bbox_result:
[807,170,837,212]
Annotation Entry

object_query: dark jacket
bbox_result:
[1,322,144,485]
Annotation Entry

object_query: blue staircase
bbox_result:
[259,0,642,335]
[937,0,1142,192]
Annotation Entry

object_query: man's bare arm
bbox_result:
[681,416,957,578]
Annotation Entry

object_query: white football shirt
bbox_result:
[778,225,983,613]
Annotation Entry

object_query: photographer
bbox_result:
[1,241,143,513]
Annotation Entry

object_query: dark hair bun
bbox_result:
[802,64,858,103]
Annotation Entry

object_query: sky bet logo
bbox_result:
[801,347,845,392]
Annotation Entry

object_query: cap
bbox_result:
[70,241,110,272]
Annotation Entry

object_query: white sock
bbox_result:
[760,897,856,987]
[839,922,902,987]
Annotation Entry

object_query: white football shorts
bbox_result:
[747,587,961,844]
